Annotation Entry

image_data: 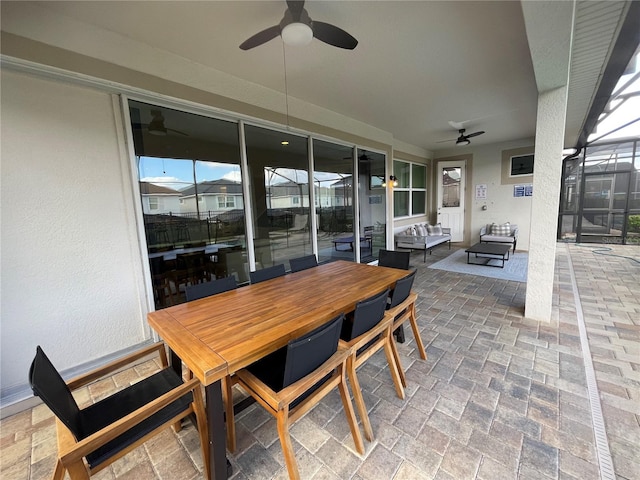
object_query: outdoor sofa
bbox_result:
[393,223,451,262]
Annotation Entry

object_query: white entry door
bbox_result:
[437,160,465,242]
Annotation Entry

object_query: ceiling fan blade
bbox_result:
[286,0,305,20]
[312,21,358,49]
[240,25,281,50]
[167,128,189,136]
[436,137,458,143]
[466,131,485,138]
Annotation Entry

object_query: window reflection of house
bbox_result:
[139,182,181,215]
[179,179,244,218]
[268,181,310,209]
[331,176,353,206]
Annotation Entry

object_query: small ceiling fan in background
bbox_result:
[438,120,485,146]
[132,110,188,136]
[240,0,358,50]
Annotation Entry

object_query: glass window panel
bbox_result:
[412,164,426,188]
[394,191,409,217]
[129,100,244,307]
[510,154,534,176]
[442,167,461,207]
[412,191,426,215]
[394,160,410,188]
[244,125,311,272]
[314,140,355,263]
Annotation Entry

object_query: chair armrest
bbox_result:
[277,347,350,405]
[66,342,168,390]
[441,228,451,235]
[58,376,201,464]
[480,225,487,236]
[236,347,349,408]
[511,226,519,238]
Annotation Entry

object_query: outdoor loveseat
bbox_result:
[479,222,519,252]
[393,223,451,262]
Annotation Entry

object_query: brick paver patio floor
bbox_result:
[1,243,638,479]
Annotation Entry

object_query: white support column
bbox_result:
[525,86,569,321]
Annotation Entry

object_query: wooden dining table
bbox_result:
[147,260,412,480]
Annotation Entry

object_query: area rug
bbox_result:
[428,248,528,282]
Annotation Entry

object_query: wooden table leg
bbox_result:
[205,381,231,479]
[169,349,230,478]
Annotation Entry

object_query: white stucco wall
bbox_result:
[467,141,535,250]
[437,139,535,250]
[1,71,150,402]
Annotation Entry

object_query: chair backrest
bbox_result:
[185,276,237,301]
[29,346,83,439]
[289,254,318,273]
[388,270,417,309]
[341,288,390,341]
[282,313,344,388]
[378,249,410,270]
[250,263,286,284]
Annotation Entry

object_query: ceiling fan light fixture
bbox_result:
[281,22,313,46]
[456,138,470,146]
[148,122,167,136]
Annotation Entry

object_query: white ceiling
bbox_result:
[3,1,630,153]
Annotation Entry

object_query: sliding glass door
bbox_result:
[313,140,355,264]
[357,149,387,262]
[244,125,311,269]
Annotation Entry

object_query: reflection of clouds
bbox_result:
[141,176,191,191]
[223,171,242,182]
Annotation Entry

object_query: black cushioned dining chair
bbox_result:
[234,314,364,480]
[339,288,404,442]
[386,269,426,389]
[29,343,209,480]
[249,263,286,284]
[185,275,238,301]
[378,248,410,270]
[288,254,318,273]
[378,248,411,342]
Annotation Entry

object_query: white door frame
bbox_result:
[436,160,466,242]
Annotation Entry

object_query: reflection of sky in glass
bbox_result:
[589,46,640,144]
[266,168,348,186]
[138,157,240,190]
[139,157,350,191]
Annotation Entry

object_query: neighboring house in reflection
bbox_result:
[268,181,310,209]
[179,179,244,218]
[331,176,353,207]
[139,182,181,215]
